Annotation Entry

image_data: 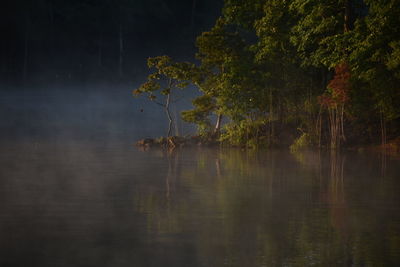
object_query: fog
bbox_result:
[0,83,198,144]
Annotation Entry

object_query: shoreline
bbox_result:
[135,136,400,155]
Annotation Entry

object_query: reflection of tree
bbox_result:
[328,151,349,239]
[381,150,387,179]
[134,149,400,266]
[294,150,400,266]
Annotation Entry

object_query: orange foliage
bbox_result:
[318,62,351,108]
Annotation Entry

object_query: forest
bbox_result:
[134,0,400,150]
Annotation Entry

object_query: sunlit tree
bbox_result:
[133,56,196,137]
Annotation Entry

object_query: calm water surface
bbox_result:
[0,140,399,267]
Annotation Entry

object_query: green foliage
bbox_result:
[254,0,296,61]
[387,40,400,78]
[196,17,246,70]
[181,94,215,135]
[290,132,312,152]
[222,0,264,29]
[348,0,400,141]
[220,118,269,148]
[134,55,196,100]
[290,0,350,68]
[182,17,254,134]
[135,0,400,147]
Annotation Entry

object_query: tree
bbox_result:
[319,63,351,148]
[133,0,399,148]
[349,0,400,145]
[183,17,250,135]
[290,0,354,69]
[252,0,299,145]
[181,94,216,135]
[133,56,195,137]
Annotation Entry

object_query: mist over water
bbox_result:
[0,84,199,143]
[0,85,156,142]
[0,85,400,266]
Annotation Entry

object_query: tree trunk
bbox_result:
[380,111,386,147]
[344,0,351,32]
[214,114,222,134]
[340,104,346,141]
[328,107,341,149]
[165,92,173,137]
[316,107,322,148]
[328,108,334,149]
[268,88,274,146]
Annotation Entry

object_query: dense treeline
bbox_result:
[0,0,221,84]
[135,0,400,149]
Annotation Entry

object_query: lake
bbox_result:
[0,140,399,267]
[0,88,399,266]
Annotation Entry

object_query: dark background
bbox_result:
[1,0,222,85]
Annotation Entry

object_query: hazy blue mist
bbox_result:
[0,83,198,144]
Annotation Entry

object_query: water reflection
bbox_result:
[0,141,399,266]
[135,148,400,266]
